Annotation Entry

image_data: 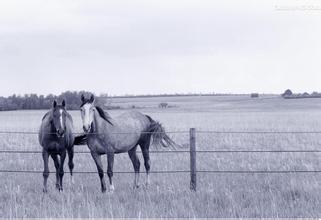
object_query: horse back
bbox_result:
[114,111,150,132]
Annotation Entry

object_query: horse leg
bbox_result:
[67,147,74,184]
[140,138,151,187]
[107,153,115,192]
[58,150,66,192]
[91,152,107,193]
[51,154,60,190]
[42,150,50,193]
[128,146,140,189]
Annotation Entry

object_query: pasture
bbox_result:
[0,95,321,218]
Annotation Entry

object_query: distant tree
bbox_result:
[251,93,259,98]
[282,89,293,97]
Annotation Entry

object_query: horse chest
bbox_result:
[87,138,111,154]
[45,139,67,152]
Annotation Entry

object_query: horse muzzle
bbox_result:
[83,125,91,133]
[56,129,65,138]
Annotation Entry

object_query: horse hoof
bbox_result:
[108,185,115,193]
[70,176,75,184]
[43,188,48,193]
[101,187,107,193]
[56,184,60,189]
[59,188,63,192]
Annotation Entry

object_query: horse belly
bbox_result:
[112,134,140,152]
[88,138,110,154]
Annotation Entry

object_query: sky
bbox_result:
[0,0,321,96]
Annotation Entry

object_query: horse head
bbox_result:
[51,100,67,137]
[80,94,95,133]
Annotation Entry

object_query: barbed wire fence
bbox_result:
[1,129,321,191]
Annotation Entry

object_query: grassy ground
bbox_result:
[0,95,321,218]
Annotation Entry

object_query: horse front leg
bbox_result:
[91,152,107,193]
[51,154,60,190]
[58,150,66,192]
[107,153,115,192]
[42,150,50,193]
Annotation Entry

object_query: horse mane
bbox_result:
[95,106,113,125]
[41,112,51,121]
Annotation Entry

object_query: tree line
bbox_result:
[282,89,321,99]
[0,91,108,111]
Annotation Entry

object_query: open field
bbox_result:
[0,95,321,218]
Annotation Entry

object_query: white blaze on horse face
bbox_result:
[82,103,94,131]
[59,109,63,129]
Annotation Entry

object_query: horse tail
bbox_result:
[145,115,179,149]
[74,134,87,145]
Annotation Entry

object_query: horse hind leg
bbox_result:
[67,147,75,184]
[107,153,115,192]
[51,154,60,190]
[128,146,140,189]
[139,136,151,188]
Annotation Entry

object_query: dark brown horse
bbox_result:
[39,100,85,192]
[80,94,177,192]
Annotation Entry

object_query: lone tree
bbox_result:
[282,89,293,97]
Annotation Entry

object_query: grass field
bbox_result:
[0,95,321,218]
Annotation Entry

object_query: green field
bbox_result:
[0,95,321,218]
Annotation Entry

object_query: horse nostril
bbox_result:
[57,129,64,136]
[83,125,91,132]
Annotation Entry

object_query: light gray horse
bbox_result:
[80,94,177,192]
[39,100,86,193]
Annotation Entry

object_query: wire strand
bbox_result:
[0,150,321,154]
[0,170,321,174]
[1,130,321,135]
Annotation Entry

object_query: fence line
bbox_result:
[0,150,321,154]
[197,131,321,134]
[1,170,321,174]
[1,128,321,191]
[0,170,190,174]
[1,130,321,135]
[0,131,189,135]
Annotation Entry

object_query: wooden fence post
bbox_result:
[190,128,196,191]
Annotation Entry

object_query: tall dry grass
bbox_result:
[0,96,320,218]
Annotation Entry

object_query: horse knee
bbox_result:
[107,170,113,178]
[59,171,64,177]
[43,171,49,178]
[68,161,74,170]
[98,171,104,179]
[134,160,140,172]
[144,160,150,171]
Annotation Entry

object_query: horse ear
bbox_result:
[62,100,66,107]
[81,94,85,103]
[53,100,57,108]
[89,94,95,103]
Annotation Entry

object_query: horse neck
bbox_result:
[44,112,55,133]
[92,110,112,134]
